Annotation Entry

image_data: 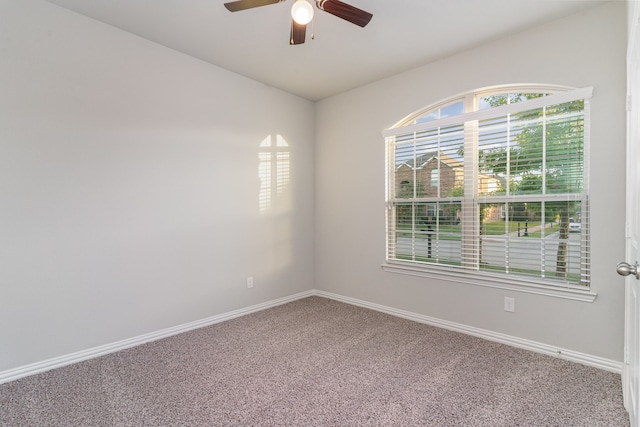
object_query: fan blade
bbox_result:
[224,0,283,12]
[290,19,306,45]
[317,0,372,27]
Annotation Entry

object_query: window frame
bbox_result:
[430,169,439,187]
[382,85,596,302]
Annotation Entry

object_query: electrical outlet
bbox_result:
[247,276,254,289]
[504,297,515,313]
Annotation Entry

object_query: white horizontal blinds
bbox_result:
[392,133,416,262]
[546,101,589,285]
[579,196,591,286]
[385,86,592,287]
[460,117,479,270]
[389,110,465,266]
[474,96,588,283]
[545,100,585,194]
[424,116,463,266]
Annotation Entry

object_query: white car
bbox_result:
[569,219,581,233]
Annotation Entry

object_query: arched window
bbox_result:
[383,84,593,296]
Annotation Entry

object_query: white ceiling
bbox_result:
[46,0,607,101]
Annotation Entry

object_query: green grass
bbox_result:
[482,220,541,235]
[483,220,561,237]
[397,221,561,238]
[396,230,461,241]
[527,223,562,238]
[482,221,518,235]
[396,224,461,241]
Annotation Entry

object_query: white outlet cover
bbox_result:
[504,297,515,312]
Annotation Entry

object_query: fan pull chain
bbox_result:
[311,18,315,40]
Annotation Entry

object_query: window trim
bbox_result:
[381,261,597,302]
[382,86,593,139]
[383,85,596,302]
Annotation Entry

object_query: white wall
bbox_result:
[315,2,627,362]
[0,0,315,372]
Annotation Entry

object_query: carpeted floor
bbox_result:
[0,296,630,426]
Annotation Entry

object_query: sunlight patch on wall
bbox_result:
[259,134,290,214]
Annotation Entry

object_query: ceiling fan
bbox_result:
[223,0,373,45]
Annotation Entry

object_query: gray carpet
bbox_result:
[0,296,630,426]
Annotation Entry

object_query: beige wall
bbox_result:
[315,2,627,361]
[0,0,628,375]
[0,0,316,372]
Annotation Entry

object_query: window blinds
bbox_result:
[385,86,592,287]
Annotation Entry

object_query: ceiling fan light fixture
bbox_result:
[291,0,314,25]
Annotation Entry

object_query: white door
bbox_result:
[622,4,640,426]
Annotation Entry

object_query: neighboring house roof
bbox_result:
[396,152,502,190]
[396,152,462,171]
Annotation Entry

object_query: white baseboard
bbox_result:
[315,290,623,374]
[0,290,315,385]
[0,288,621,384]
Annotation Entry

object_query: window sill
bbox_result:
[381,261,598,302]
